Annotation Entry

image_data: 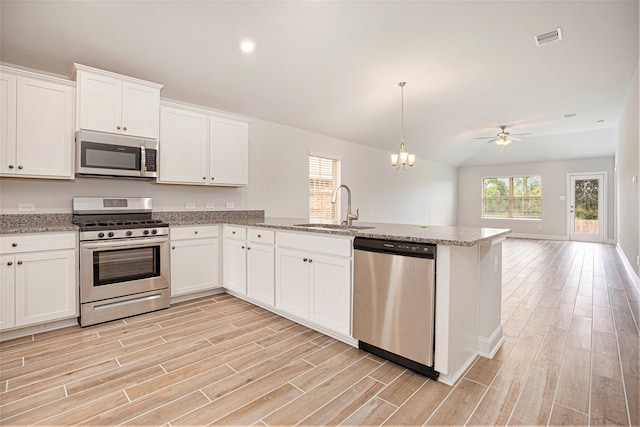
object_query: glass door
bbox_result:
[569,174,604,242]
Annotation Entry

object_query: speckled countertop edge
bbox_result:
[0,212,511,246]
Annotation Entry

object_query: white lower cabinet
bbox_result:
[0,232,77,330]
[276,231,353,338]
[223,226,275,307]
[170,225,220,296]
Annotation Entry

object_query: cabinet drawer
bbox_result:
[247,228,274,245]
[0,232,76,254]
[276,231,352,258]
[170,225,218,240]
[224,225,246,240]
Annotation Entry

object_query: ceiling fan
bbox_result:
[476,125,532,146]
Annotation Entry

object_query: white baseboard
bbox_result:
[0,317,79,342]
[616,244,640,294]
[170,288,224,304]
[606,238,617,245]
[508,233,566,241]
[437,351,478,386]
[478,324,505,358]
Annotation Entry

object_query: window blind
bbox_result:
[309,154,341,223]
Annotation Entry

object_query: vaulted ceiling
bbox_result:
[1,1,638,166]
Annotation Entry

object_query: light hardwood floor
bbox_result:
[1,238,638,426]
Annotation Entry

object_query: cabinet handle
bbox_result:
[123,126,127,131]
[17,165,23,170]
[117,126,121,130]
[17,261,23,265]
[11,243,17,247]
[172,246,176,250]
[6,261,12,266]
[8,165,14,169]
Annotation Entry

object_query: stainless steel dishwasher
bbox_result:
[353,237,438,380]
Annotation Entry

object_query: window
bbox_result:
[482,176,542,218]
[309,153,341,223]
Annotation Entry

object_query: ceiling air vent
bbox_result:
[534,28,562,46]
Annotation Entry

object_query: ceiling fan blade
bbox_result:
[510,136,522,141]
[512,132,533,137]
[485,138,498,144]
[475,136,497,140]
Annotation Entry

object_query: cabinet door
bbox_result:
[78,71,122,134]
[122,81,160,139]
[247,243,275,307]
[0,72,17,175]
[276,248,310,319]
[223,239,247,295]
[159,106,209,184]
[310,254,351,335]
[0,255,16,330]
[210,117,248,186]
[16,77,74,178]
[14,249,77,327]
[170,238,219,296]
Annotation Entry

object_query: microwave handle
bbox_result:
[140,145,146,177]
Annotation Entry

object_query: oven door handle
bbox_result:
[81,237,168,250]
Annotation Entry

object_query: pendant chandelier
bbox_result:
[390,82,415,170]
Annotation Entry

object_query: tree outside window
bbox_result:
[482,176,542,219]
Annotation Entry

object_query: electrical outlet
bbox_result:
[185,202,196,210]
[18,203,35,212]
[225,202,235,209]
[206,203,215,209]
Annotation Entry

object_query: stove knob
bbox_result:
[143,230,150,235]
[126,231,133,236]
[151,229,158,235]
[108,232,115,238]
[98,232,105,238]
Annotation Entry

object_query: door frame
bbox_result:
[567,172,607,243]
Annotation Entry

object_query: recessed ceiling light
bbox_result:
[596,119,605,124]
[564,113,577,118]
[239,39,256,54]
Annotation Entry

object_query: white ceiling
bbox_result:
[1,1,638,167]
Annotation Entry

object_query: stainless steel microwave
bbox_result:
[75,131,158,179]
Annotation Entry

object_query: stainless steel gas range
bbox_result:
[73,197,170,326]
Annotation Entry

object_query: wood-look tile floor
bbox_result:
[1,238,639,426]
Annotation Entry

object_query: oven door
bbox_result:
[80,236,169,303]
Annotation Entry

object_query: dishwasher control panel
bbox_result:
[354,237,436,258]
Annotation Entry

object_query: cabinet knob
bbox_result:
[17,261,23,265]
[6,261,12,266]
[303,258,308,262]
[203,177,206,180]
[247,247,251,250]
[8,165,14,169]
[17,165,23,170]
[11,243,17,247]
[211,177,215,181]
[241,246,245,249]
[123,126,127,131]
[117,126,121,130]
[172,246,175,250]
[258,234,262,238]
[232,231,236,234]
[194,231,198,234]
[308,259,313,263]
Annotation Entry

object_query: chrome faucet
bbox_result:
[332,184,359,227]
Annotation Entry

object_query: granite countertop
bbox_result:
[0,212,511,246]
[244,217,511,246]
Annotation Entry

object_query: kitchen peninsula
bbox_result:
[1,212,510,385]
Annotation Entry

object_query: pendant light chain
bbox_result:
[400,81,405,147]
[390,81,415,170]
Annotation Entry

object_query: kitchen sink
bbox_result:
[294,223,376,230]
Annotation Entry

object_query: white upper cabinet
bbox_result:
[1,67,74,179]
[159,105,209,184]
[74,64,162,139]
[210,117,248,186]
[159,102,249,187]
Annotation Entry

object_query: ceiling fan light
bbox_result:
[496,136,511,146]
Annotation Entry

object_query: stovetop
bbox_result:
[78,219,168,231]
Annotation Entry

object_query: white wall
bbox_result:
[457,157,615,240]
[246,119,457,225]
[0,117,458,226]
[616,61,639,276]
